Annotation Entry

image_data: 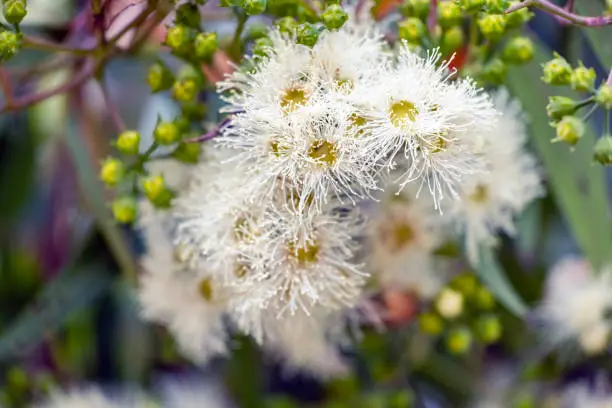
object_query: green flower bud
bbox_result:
[478,14,507,42]
[541,53,572,85]
[172,77,199,103]
[553,116,585,145]
[475,314,502,343]
[441,26,465,56]
[485,0,509,13]
[0,30,21,62]
[276,17,298,35]
[246,23,269,40]
[194,32,218,62]
[481,58,508,85]
[404,0,430,19]
[450,272,478,296]
[322,4,349,30]
[460,0,486,13]
[148,61,174,93]
[546,96,579,121]
[165,25,194,56]
[594,134,612,165]
[154,121,181,145]
[115,130,140,155]
[142,175,174,208]
[436,288,464,319]
[172,141,201,164]
[506,1,533,28]
[502,36,534,64]
[181,102,207,120]
[253,36,274,56]
[595,84,612,110]
[175,3,201,29]
[418,311,444,335]
[389,390,415,408]
[570,63,596,92]
[296,23,321,47]
[3,0,27,25]
[474,285,496,310]
[112,196,137,224]
[398,17,426,43]
[243,0,267,15]
[445,326,473,355]
[6,367,28,392]
[438,1,463,28]
[99,157,125,187]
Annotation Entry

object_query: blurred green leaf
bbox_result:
[225,336,265,408]
[476,246,529,317]
[574,2,612,67]
[507,39,612,269]
[0,262,112,361]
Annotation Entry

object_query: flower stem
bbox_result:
[22,35,94,55]
[505,0,612,27]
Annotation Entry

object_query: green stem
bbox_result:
[230,12,248,60]
[467,16,479,63]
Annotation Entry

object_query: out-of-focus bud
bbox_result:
[595,84,612,109]
[460,0,486,13]
[148,61,174,93]
[436,288,464,319]
[172,141,201,164]
[115,130,140,155]
[142,175,174,208]
[438,1,463,28]
[541,52,572,85]
[3,0,27,25]
[398,17,426,43]
[322,4,349,30]
[172,76,199,103]
[418,311,444,335]
[506,1,534,28]
[481,58,507,85]
[478,14,507,42]
[570,63,596,92]
[485,0,509,13]
[194,32,218,63]
[112,196,137,224]
[475,314,502,343]
[553,116,585,145]
[276,17,298,35]
[243,0,267,15]
[99,157,125,187]
[253,36,274,56]
[502,36,534,64]
[0,30,21,62]
[546,96,579,121]
[441,26,465,57]
[296,22,321,47]
[154,121,181,145]
[593,134,612,166]
[175,3,201,29]
[165,25,194,56]
[445,326,473,355]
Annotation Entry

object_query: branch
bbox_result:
[427,0,438,33]
[505,0,612,27]
[22,35,94,55]
[0,68,15,108]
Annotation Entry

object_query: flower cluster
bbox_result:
[136,16,542,376]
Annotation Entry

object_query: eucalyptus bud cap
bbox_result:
[398,17,426,43]
[243,0,267,15]
[595,83,612,110]
[275,17,298,35]
[502,36,534,64]
[172,77,199,103]
[570,63,596,92]
[445,326,473,355]
[253,36,274,56]
[194,32,218,62]
[438,0,463,28]
[436,288,464,319]
[0,30,21,62]
[593,134,612,166]
[546,96,579,121]
[296,22,321,47]
[322,4,349,30]
[541,52,572,85]
[478,14,507,42]
[460,0,486,13]
[116,130,140,155]
[553,116,585,145]
[165,25,194,56]
[154,121,181,145]
[172,141,201,164]
[99,157,125,187]
[475,314,502,343]
[147,61,174,93]
[112,196,137,224]
[485,0,510,13]
[3,0,27,25]
[142,175,174,208]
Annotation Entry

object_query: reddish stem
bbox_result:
[427,0,438,33]
[505,0,612,27]
[0,68,15,108]
[184,118,231,143]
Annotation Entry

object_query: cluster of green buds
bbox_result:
[164,2,218,63]
[0,0,27,62]
[0,366,55,407]
[418,272,501,355]
[542,53,612,164]
[318,375,415,408]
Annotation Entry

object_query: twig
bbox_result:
[126,1,175,52]
[106,0,147,29]
[98,78,126,132]
[427,0,439,33]
[22,35,94,55]
[184,118,231,143]
[565,0,575,13]
[505,0,612,27]
[0,68,15,108]
[0,60,95,113]
[107,3,155,45]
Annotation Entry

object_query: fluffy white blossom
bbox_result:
[535,256,612,356]
[137,201,229,365]
[444,88,543,264]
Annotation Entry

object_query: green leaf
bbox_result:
[507,39,612,269]
[475,246,529,317]
[0,263,112,361]
[574,2,612,67]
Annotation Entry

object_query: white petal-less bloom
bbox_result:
[535,257,612,356]
[361,45,498,207]
[32,386,146,408]
[445,88,543,264]
[364,179,447,299]
[137,201,229,365]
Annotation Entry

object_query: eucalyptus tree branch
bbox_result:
[505,0,612,27]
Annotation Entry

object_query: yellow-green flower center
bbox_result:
[389,100,419,128]
[288,240,319,266]
[198,278,213,301]
[280,87,309,113]
[469,184,489,203]
[308,140,338,166]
